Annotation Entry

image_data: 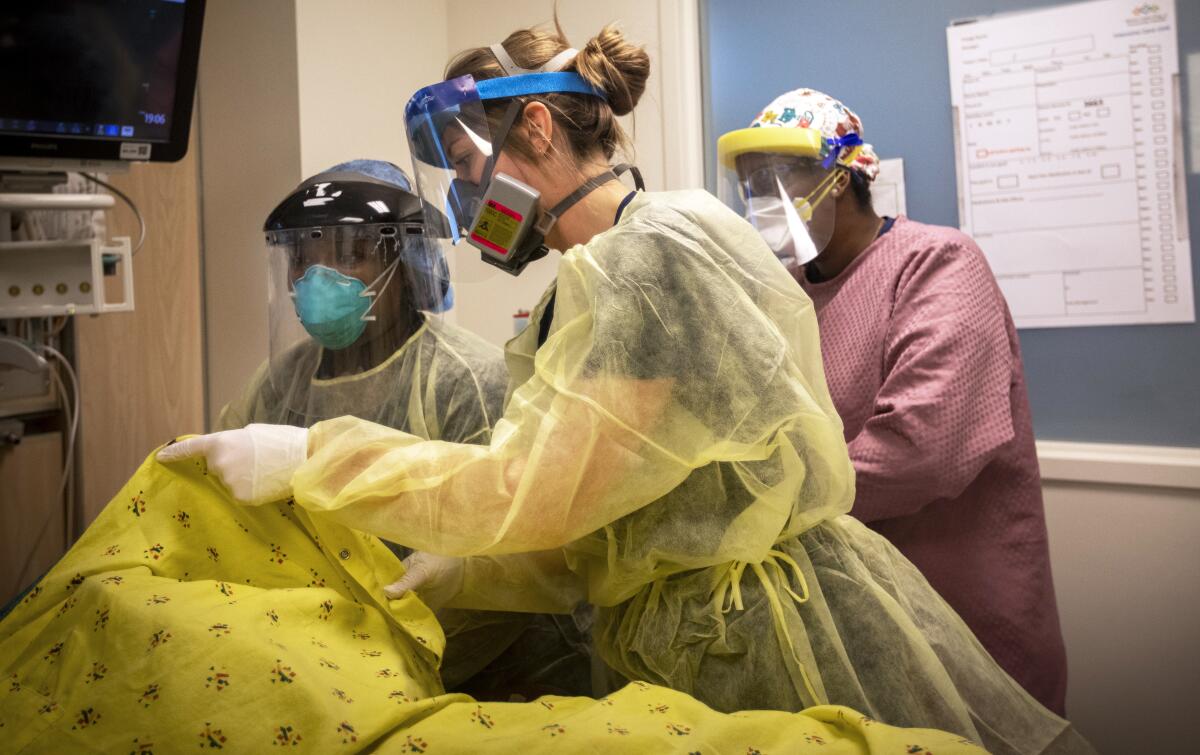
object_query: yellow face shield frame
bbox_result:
[717,126,864,171]
[718,126,855,266]
[719,127,851,223]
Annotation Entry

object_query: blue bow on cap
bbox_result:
[823,133,864,169]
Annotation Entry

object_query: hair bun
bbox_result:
[574,25,649,116]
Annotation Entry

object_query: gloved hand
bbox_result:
[384,552,464,609]
[156,424,309,505]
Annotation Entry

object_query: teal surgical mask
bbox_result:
[291,261,397,349]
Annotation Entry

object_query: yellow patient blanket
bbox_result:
[0,452,986,754]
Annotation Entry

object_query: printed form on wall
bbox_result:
[947,0,1193,328]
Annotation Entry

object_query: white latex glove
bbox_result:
[156,424,309,505]
[384,552,464,609]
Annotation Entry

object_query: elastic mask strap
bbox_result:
[358,244,400,323]
[539,163,642,234]
[490,43,579,75]
[547,170,617,217]
[796,169,842,217]
[541,47,579,73]
[490,43,525,75]
[618,163,647,192]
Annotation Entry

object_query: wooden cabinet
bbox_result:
[73,126,205,527]
[0,431,64,606]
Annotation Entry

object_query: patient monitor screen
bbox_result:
[0,0,189,145]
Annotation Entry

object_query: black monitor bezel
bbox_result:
[0,0,207,164]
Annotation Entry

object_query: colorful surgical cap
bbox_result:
[750,88,880,182]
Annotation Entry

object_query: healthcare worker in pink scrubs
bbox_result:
[719,88,1069,714]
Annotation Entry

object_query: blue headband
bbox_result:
[476,72,606,101]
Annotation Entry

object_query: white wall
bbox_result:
[1040,445,1200,754]
[198,0,303,428]
[293,0,449,179]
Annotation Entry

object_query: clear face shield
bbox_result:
[405,76,494,246]
[404,70,627,277]
[264,223,452,421]
[717,127,850,270]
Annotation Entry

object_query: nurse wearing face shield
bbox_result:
[718,125,853,273]
[720,89,1068,716]
[216,161,494,439]
[215,160,592,700]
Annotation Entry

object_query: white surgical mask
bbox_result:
[744,195,820,267]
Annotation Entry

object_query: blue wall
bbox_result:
[703,0,1200,447]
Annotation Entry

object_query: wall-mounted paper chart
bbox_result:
[947,0,1192,328]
